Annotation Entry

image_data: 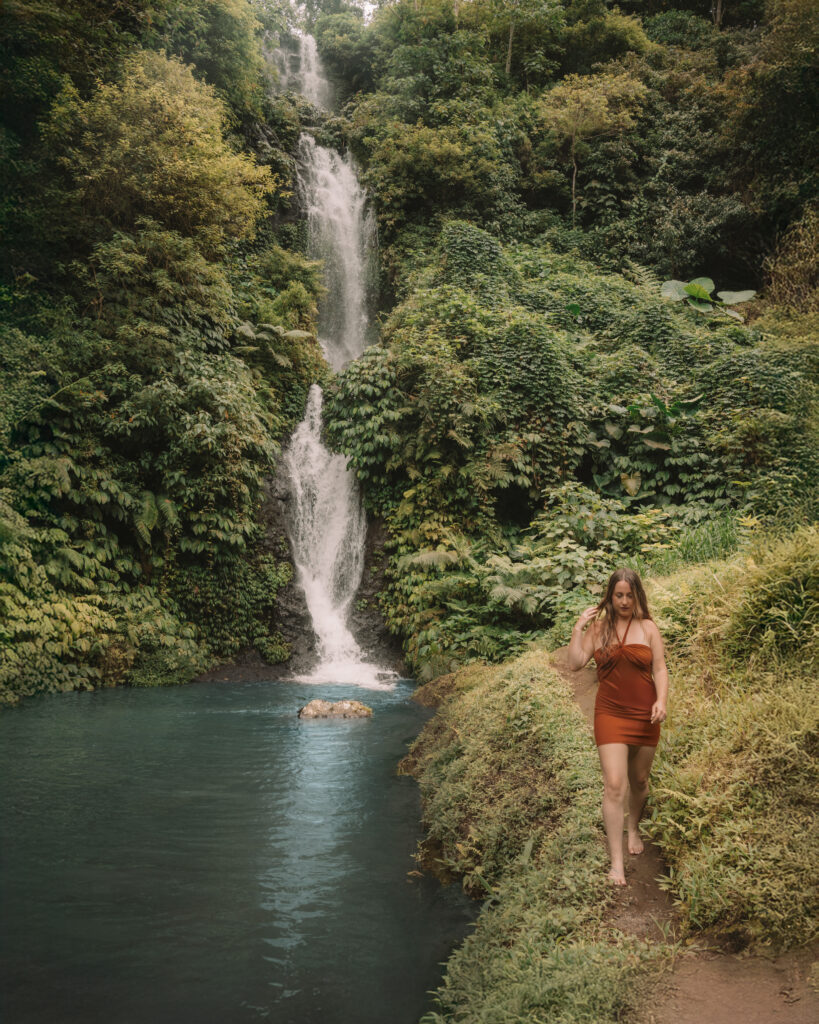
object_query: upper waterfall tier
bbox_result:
[297,133,375,372]
[273,31,333,110]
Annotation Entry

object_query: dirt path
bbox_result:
[550,648,818,1024]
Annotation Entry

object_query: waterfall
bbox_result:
[279,38,391,687]
[297,134,375,372]
[282,385,370,682]
[272,32,333,110]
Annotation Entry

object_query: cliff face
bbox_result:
[348,516,406,677]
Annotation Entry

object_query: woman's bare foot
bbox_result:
[608,868,627,886]
[627,832,645,855]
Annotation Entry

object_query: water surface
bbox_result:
[0,679,475,1023]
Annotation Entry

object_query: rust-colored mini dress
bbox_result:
[593,617,660,747]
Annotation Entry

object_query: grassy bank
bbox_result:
[645,526,818,950]
[403,652,660,1024]
[403,527,817,1020]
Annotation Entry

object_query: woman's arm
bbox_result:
[647,620,669,724]
[566,606,599,670]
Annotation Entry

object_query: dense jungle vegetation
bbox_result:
[1,0,331,700]
[1,0,817,1016]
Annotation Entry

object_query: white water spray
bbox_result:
[279,38,392,687]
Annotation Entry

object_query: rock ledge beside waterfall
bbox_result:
[298,699,373,719]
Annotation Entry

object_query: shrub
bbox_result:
[726,526,819,664]
[764,204,819,313]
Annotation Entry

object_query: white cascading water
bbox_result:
[273,32,333,110]
[280,37,391,688]
[282,385,370,681]
[297,134,374,371]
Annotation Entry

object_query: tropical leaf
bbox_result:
[717,290,756,304]
[620,472,642,496]
[684,282,713,301]
[660,280,688,301]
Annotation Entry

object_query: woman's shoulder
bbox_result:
[641,617,664,645]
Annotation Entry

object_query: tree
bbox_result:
[40,50,275,257]
[478,0,564,77]
[537,71,646,225]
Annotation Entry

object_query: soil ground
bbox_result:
[550,648,818,1024]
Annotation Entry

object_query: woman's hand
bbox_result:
[567,606,598,670]
[650,702,667,725]
[574,606,598,633]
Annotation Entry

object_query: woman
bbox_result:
[567,568,668,886]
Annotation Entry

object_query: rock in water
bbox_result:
[298,699,373,719]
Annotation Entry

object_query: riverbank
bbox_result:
[402,529,818,1022]
[402,650,661,1022]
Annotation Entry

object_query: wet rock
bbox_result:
[348,516,406,676]
[298,699,373,719]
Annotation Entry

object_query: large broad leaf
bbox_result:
[620,472,642,496]
[717,290,756,304]
[607,403,628,415]
[604,420,623,439]
[684,281,713,301]
[690,276,715,294]
[687,298,713,313]
[643,438,671,450]
[722,307,745,321]
[661,280,688,301]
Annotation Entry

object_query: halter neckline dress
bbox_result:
[593,616,660,747]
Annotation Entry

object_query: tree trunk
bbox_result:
[506,21,514,77]
[571,142,578,228]
[712,0,725,29]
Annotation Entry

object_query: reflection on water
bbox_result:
[0,680,476,1023]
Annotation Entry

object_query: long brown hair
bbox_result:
[594,567,653,651]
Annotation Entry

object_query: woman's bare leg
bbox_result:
[626,744,656,855]
[597,743,629,884]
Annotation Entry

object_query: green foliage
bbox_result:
[327,223,814,680]
[643,11,718,50]
[143,0,268,120]
[661,276,756,320]
[763,203,819,313]
[39,49,275,259]
[721,0,819,239]
[726,527,819,662]
[0,8,327,705]
[645,538,818,949]
[168,553,293,663]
